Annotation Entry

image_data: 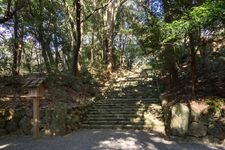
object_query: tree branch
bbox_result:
[0,0,24,24]
[82,0,113,22]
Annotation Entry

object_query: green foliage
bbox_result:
[206,98,224,112]
[161,1,225,43]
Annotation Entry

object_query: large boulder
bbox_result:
[208,122,225,140]
[51,102,67,136]
[170,103,190,136]
[190,101,209,122]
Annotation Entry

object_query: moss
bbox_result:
[206,98,224,112]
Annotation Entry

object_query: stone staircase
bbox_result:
[81,71,165,133]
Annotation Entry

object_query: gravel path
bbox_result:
[0,129,224,150]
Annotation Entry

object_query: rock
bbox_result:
[0,109,6,118]
[213,110,222,120]
[189,122,207,137]
[191,110,201,122]
[19,116,32,135]
[0,129,7,136]
[170,103,189,136]
[160,93,169,108]
[5,108,25,122]
[65,112,80,131]
[222,139,225,146]
[190,101,210,122]
[43,125,51,136]
[72,84,81,91]
[13,108,26,122]
[0,118,6,129]
[5,108,15,120]
[25,109,32,118]
[72,115,80,123]
[208,123,225,140]
[51,102,67,136]
[6,120,18,133]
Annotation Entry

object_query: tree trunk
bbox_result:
[12,1,19,76]
[72,0,82,76]
[104,0,127,72]
[38,0,51,74]
[63,0,82,76]
[53,33,61,71]
[91,31,95,63]
[46,39,55,67]
[37,27,51,74]
[162,0,178,88]
[189,33,197,95]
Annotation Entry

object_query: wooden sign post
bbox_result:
[23,78,47,138]
[33,97,40,138]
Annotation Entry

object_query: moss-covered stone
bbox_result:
[51,102,67,136]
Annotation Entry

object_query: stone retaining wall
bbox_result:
[0,102,91,137]
[160,94,225,144]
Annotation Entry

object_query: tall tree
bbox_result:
[12,0,22,76]
[162,0,178,88]
[103,0,127,72]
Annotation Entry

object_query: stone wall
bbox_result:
[0,102,91,137]
[160,94,225,144]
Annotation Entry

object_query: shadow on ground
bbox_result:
[0,129,224,150]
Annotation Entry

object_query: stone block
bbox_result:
[51,102,67,136]
[170,103,189,136]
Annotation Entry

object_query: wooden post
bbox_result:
[33,97,40,138]
[23,78,47,138]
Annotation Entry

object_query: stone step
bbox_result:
[114,78,153,82]
[101,98,159,101]
[116,76,152,79]
[110,87,156,91]
[113,80,154,84]
[110,85,151,89]
[85,113,145,117]
[111,85,156,89]
[88,110,162,114]
[105,95,158,98]
[92,104,147,108]
[99,102,158,105]
[93,103,159,107]
[90,105,148,109]
[88,108,148,112]
[93,102,160,107]
[82,120,145,125]
[80,124,153,130]
[108,91,157,95]
[82,117,145,122]
[85,113,163,118]
[80,71,164,131]
[112,82,151,86]
[105,95,158,99]
[83,114,164,122]
[93,102,160,106]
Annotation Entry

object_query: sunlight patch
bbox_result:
[95,137,143,150]
[0,144,11,149]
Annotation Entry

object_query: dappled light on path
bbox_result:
[0,144,11,149]
[0,129,223,150]
[96,137,144,150]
